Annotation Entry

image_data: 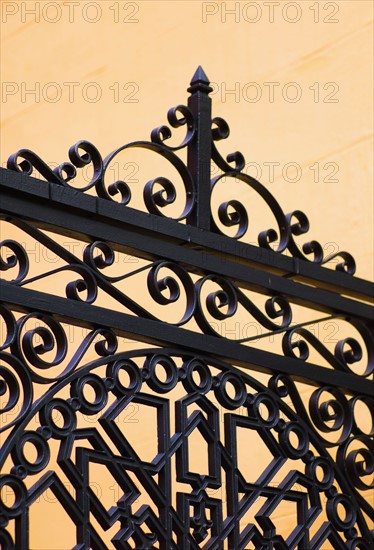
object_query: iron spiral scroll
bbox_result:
[1,67,373,549]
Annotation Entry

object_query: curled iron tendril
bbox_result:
[286,210,356,274]
[0,240,29,283]
[10,311,118,384]
[151,104,195,150]
[14,312,68,374]
[211,171,289,251]
[147,261,196,326]
[19,264,98,304]
[195,274,292,337]
[211,117,246,172]
[217,200,249,239]
[282,325,373,377]
[103,140,195,220]
[83,241,117,280]
[7,141,103,193]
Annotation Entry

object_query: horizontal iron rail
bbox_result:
[1,281,372,397]
[1,174,373,324]
[1,168,373,303]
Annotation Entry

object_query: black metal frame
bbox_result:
[0,67,373,549]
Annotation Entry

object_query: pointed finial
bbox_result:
[188,66,213,94]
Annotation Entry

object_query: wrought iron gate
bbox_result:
[0,67,373,550]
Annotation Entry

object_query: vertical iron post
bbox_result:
[187,66,213,230]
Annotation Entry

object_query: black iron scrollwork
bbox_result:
[282,319,374,378]
[210,118,356,273]
[1,215,372,378]
[6,67,356,272]
[1,67,372,549]
[0,333,372,549]
[7,107,196,222]
[195,274,292,337]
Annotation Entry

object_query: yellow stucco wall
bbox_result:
[1,1,373,548]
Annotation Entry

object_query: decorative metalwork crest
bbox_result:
[4,67,357,273]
